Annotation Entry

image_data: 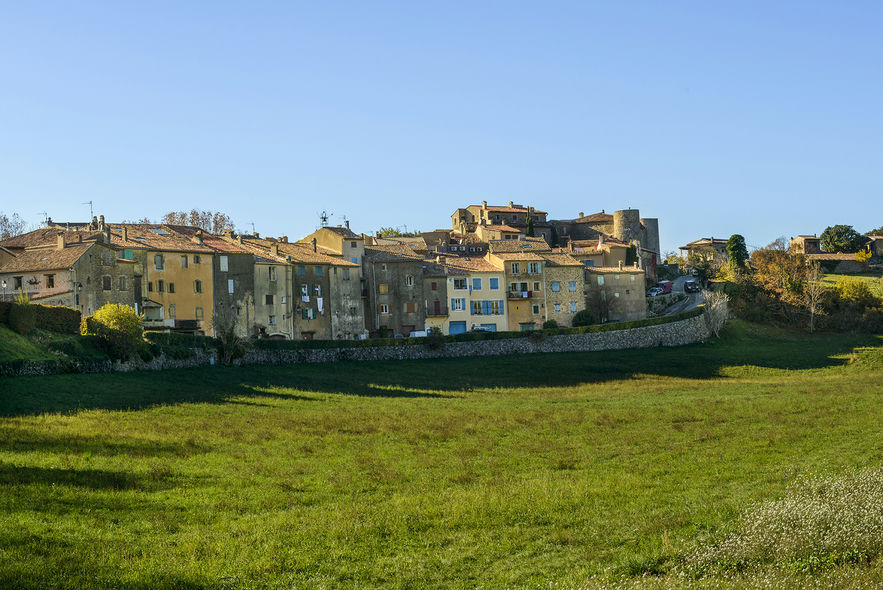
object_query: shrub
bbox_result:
[212,305,249,365]
[9,293,36,335]
[423,328,446,350]
[836,277,876,309]
[526,329,545,344]
[542,319,558,329]
[33,305,80,334]
[0,301,10,324]
[572,310,595,327]
[81,303,144,361]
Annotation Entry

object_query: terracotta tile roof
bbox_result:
[312,226,360,238]
[0,243,92,273]
[30,288,74,300]
[364,245,425,263]
[372,236,428,250]
[0,227,105,249]
[487,237,552,253]
[489,251,546,262]
[437,256,501,275]
[242,238,359,266]
[540,253,584,267]
[570,237,629,250]
[681,238,728,248]
[163,226,254,254]
[472,205,548,215]
[573,212,613,223]
[807,253,862,261]
[108,225,215,253]
[483,224,521,232]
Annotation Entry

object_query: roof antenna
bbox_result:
[37,211,48,225]
[82,200,94,219]
[249,222,256,235]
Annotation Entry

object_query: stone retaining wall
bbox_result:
[1,312,712,377]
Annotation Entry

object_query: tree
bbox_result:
[702,289,729,338]
[751,240,807,307]
[526,207,535,237]
[81,303,145,360]
[865,226,883,236]
[820,225,867,253]
[162,210,235,234]
[804,262,826,333]
[625,243,638,266]
[0,212,28,240]
[377,226,420,237]
[726,234,749,270]
[212,304,249,365]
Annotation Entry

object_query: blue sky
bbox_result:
[1,1,880,253]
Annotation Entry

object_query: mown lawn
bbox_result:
[0,321,881,589]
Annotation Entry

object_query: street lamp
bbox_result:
[1,279,6,301]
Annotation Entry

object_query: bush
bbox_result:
[33,305,80,334]
[423,328,446,350]
[0,301,10,324]
[9,301,36,335]
[572,309,595,327]
[81,304,144,361]
[542,319,558,329]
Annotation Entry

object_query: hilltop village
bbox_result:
[0,204,662,338]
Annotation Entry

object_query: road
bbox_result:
[660,274,705,315]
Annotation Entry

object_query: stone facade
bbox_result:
[584,265,647,323]
[543,262,586,327]
[364,249,427,337]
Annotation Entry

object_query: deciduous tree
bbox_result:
[820,225,867,253]
[0,212,28,240]
[162,210,235,234]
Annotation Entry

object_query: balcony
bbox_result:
[507,290,533,299]
[426,305,448,317]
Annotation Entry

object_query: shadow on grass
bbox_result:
[0,463,173,491]
[0,426,210,458]
[0,321,879,418]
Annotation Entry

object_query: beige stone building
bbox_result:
[584,263,646,323]
[540,253,586,327]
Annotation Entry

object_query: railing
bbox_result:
[426,306,448,317]
[507,290,533,299]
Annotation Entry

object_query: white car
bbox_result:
[646,287,664,297]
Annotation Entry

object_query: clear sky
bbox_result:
[1,1,880,253]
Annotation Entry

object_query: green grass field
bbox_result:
[821,272,883,297]
[1,321,882,589]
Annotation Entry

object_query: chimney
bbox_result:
[436,255,446,265]
[254,232,260,238]
[618,260,623,270]
[270,243,279,256]
[122,227,128,242]
[104,226,111,244]
[91,216,98,229]
[509,201,514,208]
[237,234,243,244]
[345,220,350,230]
[311,238,317,253]
[633,261,638,268]
[579,212,584,218]
[482,200,487,209]
[192,230,204,245]
[98,215,105,230]
[602,209,605,214]
[480,219,486,226]
[224,229,234,238]
[281,236,288,243]
[57,233,66,250]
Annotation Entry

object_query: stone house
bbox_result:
[363,244,427,337]
[486,251,546,332]
[452,202,553,243]
[789,235,822,254]
[422,260,449,334]
[435,255,507,334]
[540,253,586,327]
[0,231,136,314]
[679,237,729,262]
[584,262,646,323]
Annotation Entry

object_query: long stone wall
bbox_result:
[1,312,712,377]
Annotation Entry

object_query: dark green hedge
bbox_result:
[34,305,81,334]
[0,301,10,324]
[144,331,214,350]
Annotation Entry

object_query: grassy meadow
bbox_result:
[1,320,882,588]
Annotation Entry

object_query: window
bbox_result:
[614,292,620,298]
[300,284,309,297]
[511,263,520,274]
[147,282,153,292]
[314,284,323,297]
[123,249,134,260]
[381,264,387,271]
[181,255,188,268]
[631,275,636,282]
[102,275,112,290]
[451,298,466,311]
[453,278,466,290]
[168,304,176,319]
[268,315,277,326]
[379,283,388,294]
[489,277,499,290]
[597,275,605,286]
[615,274,620,280]
[351,257,358,264]
[554,304,561,312]
[471,300,482,315]
[406,275,414,286]
[342,267,350,280]
[303,307,318,319]
[194,255,201,264]
[551,281,561,292]
[154,254,164,270]
[194,280,202,293]
[351,241,357,248]
[405,301,416,313]
[45,274,55,288]
[431,281,437,291]
[269,266,277,281]
[13,276,22,289]
[583,260,595,267]
[168,282,175,294]
[314,266,323,276]
[219,256,228,271]
[532,304,540,315]
[118,276,128,290]
[297,265,306,275]
[472,277,482,290]
[570,302,577,312]
[228,279,234,294]
[528,262,541,274]
[471,300,504,315]
[378,303,390,315]
[195,307,204,320]
[157,279,164,293]
[533,281,541,292]
[569,281,577,291]
[265,294,274,305]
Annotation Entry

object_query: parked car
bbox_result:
[646,287,664,297]
[655,280,673,294]
[471,326,494,333]
[684,280,700,293]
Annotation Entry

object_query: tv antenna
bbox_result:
[319,210,332,227]
[37,211,48,225]
[82,200,94,219]
[249,222,256,235]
